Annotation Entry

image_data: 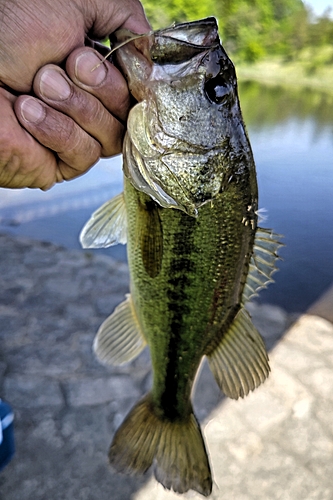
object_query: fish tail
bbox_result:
[108,394,212,497]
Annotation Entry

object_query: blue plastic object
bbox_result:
[0,400,15,471]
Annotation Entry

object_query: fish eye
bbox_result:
[204,75,230,104]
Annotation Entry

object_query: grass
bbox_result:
[235,46,333,95]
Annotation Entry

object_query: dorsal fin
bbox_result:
[242,228,283,303]
[80,192,127,249]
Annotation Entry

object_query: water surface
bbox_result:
[0,82,332,313]
[239,82,333,311]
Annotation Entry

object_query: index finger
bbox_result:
[65,48,131,123]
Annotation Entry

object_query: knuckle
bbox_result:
[0,129,23,183]
[76,93,102,125]
[80,137,101,165]
[74,87,110,128]
[62,91,124,157]
[57,128,101,175]
[0,155,20,187]
[50,116,78,153]
[100,123,124,157]
[57,143,99,181]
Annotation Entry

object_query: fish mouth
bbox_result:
[111,17,220,77]
[154,17,219,43]
[150,17,219,64]
[113,17,219,48]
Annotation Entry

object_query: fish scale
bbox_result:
[125,175,255,361]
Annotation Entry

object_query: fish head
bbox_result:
[112,18,256,216]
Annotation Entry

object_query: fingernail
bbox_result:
[75,51,107,87]
[39,69,71,100]
[20,98,45,123]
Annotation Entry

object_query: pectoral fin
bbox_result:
[93,294,146,365]
[80,192,127,249]
[207,308,270,399]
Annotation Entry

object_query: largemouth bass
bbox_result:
[80,17,281,497]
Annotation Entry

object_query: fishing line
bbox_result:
[90,32,154,72]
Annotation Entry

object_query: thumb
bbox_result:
[87,0,151,38]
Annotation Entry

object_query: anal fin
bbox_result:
[80,192,127,249]
[93,294,146,365]
[207,308,270,399]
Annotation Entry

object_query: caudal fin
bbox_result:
[109,394,212,497]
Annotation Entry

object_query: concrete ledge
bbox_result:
[307,284,333,324]
[134,314,333,500]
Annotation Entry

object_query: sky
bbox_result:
[304,0,333,16]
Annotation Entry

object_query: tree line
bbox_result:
[141,0,333,62]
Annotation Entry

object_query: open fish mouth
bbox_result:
[111,17,253,217]
[147,17,220,64]
[113,17,220,64]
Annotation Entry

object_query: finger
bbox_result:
[90,0,151,37]
[15,95,102,182]
[0,0,150,93]
[66,47,131,123]
[0,88,58,189]
[33,64,125,157]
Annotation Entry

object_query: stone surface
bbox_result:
[0,233,332,500]
[65,376,140,407]
[4,376,64,408]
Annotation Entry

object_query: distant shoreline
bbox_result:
[236,57,333,96]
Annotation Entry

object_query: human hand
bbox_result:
[0,0,150,189]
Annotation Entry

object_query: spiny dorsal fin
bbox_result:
[207,308,270,399]
[79,192,127,249]
[93,294,146,365]
[242,227,283,303]
[109,394,212,497]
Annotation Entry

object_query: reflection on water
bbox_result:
[0,83,332,312]
[239,81,333,132]
[238,82,333,312]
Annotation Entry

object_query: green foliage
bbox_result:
[308,9,333,47]
[141,0,216,28]
[140,0,333,64]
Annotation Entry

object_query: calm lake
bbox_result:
[0,81,332,313]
